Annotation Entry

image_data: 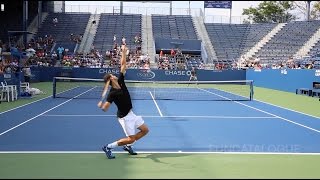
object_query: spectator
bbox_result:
[113,34,117,43]
[22,64,32,83]
[57,46,64,60]
[170,48,175,56]
[25,46,36,58]
[53,17,58,26]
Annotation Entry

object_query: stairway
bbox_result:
[242,23,286,59]
[78,14,100,53]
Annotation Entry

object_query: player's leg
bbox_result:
[122,114,149,155]
[133,115,149,141]
[108,112,144,154]
[102,117,134,159]
[118,115,139,155]
[118,116,136,146]
[103,112,148,158]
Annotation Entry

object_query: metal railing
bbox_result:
[50,4,318,24]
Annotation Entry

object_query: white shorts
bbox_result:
[118,110,144,136]
[190,75,197,81]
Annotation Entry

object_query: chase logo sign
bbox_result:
[137,69,155,80]
[99,68,120,74]
[165,70,192,76]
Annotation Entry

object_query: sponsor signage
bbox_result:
[204,1,232,9]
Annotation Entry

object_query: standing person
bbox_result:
[189,67,198,81]
[98,44,149,159]
[113,34,117,44]
[22,64,32,83]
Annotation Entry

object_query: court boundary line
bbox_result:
[0,87,96,136]
[149,91,163,117]
[199,88,320,133]
[41,114,277,119]
[1,85,318,120]
[0,96,52,115]
[0,151,319,155]
[253,98,320,119]
[203,85,320,119]
[0,86,80,115]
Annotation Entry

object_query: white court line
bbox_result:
[254,98,320,119]
[0,97,50,115]
[0,86,80,115]
[0,87,96,136]
[199,88,320,133]
[149,91,163,117]
[0,151,319,155]
[206,85,320,119]
[41,114,277,119]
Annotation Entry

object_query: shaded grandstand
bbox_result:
[152,15,198,40]
[205,23,277,63]
[35,12,90,53]
[255,20,320,64]
[93,13,142,53]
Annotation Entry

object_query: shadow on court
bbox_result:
[127,153,193,165]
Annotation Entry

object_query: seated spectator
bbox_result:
[53,17,58,26]
[25,46,36,58]
[171,48,175,56]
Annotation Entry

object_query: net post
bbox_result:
[250,80,253,101]
[153,81,156,99]
[53,77,56,98]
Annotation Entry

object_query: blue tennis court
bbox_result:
[0,85,319,153]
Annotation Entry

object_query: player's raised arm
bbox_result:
[98,80,110,108]
[120,44,127,74]
[101,80,110,100]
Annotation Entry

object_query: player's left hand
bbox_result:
[121,45,127,52]
[101,102,108,112]
[97,101,103,108]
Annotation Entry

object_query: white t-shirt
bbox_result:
[23,67,32,76]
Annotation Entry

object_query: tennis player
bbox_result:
[189,67,198,81]
[97,44,149,159]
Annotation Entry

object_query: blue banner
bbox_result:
[28,67,246,82]
[204,1,232,9]
[155,38,202,55]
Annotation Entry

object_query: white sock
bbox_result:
[107,141,118,149]
[126,140,136,147]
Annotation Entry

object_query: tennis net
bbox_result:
[53,77,254,101]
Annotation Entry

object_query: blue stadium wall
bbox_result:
[246,69,320,93]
